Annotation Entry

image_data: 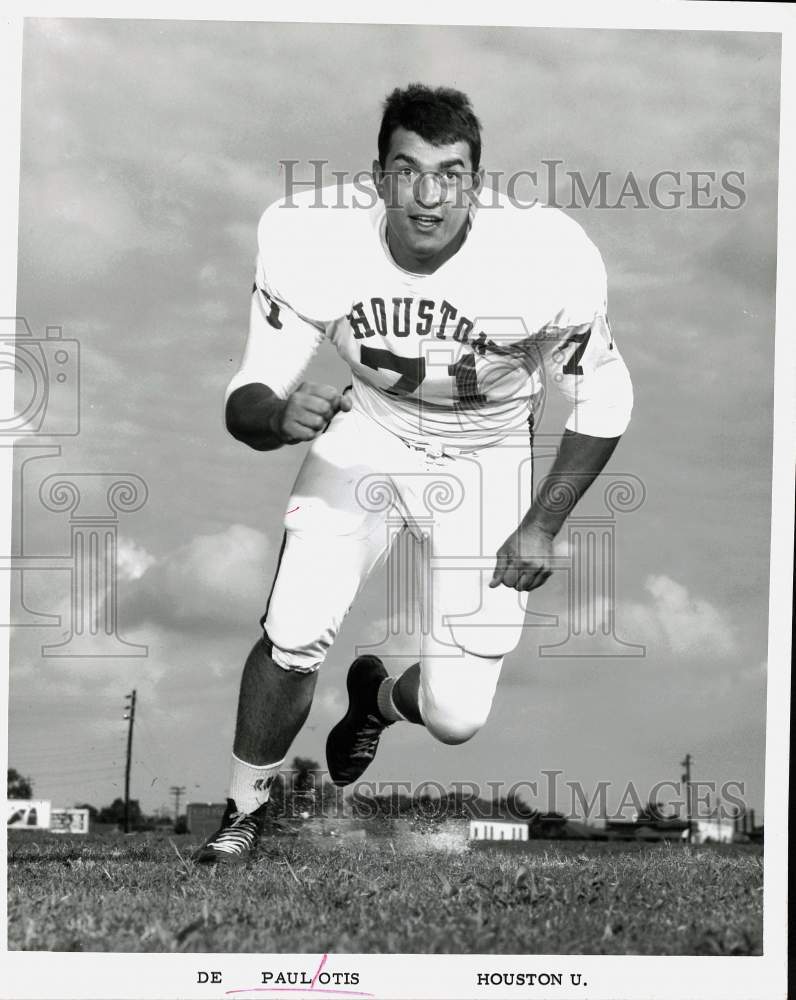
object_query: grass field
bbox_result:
[7,831,763,955]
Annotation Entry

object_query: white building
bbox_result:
[469,819,528,841]
[689,818,735,844]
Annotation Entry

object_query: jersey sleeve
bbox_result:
[224,209,328,404]
[544,235,633,438]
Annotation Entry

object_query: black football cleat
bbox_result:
[326,655,394,786]
[191,799,268,864]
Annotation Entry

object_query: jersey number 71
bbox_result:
[359,345,486,408]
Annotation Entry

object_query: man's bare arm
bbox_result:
[526,429,620,535]
[490,429,620,591]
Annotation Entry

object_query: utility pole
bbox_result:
[680,752,693,845]
[170,785,186,827]
[123,690,136,833]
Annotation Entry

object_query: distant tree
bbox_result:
[292,756,319,789]
[411,789,447,820]
[461,794,534,821]
[637,799,668,823]
[291,756,319,804]
[149,809,175,828]
[506,787,537,820]
[282,757,338,819]
[97,797,143,828]
[284,756,318,817]
[379,791,413,817]
[7,768,33,800]
[459,796,499,820]
[267,772,287,818]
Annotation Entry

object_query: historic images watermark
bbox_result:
[353,467,645,662]
[0,318,80,437]
[277,160,747,211]
[263,772,750,824]
[1,316,148,657]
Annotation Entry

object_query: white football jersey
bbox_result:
[227,182,632,449]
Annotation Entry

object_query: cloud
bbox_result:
[19,165,153,280]
[738,660,767,684]
[122,523,273,633]
[117,536,156,581]
[623,574,736,658]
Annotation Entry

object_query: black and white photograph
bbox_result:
[1,5,792,1000]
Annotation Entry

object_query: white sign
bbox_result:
[50,808,90,834]
[7,799,51,830]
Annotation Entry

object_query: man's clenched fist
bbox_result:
[275,382,353,443]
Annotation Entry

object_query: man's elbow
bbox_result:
[224,383,282,451]
[224,393,248,440]
[224,388,248,439]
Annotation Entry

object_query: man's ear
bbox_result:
[372,159,385,198]
[473,166,485,194]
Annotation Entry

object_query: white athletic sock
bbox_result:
[376,676,406,723]
[228,754,284,815]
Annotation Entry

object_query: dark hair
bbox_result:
[377,84,482,171]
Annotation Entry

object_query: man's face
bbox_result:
[373,127,482,274]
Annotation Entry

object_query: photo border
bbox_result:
[1,4,792,999]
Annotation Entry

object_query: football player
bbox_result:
[193,84,632,863]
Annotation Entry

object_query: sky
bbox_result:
[5,19,781,821]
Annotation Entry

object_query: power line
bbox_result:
[32,767,122,780]
[170,785,186,825]
[10,759,124,773]
[14,751,124,763]
[123,690,137,833]
[9,746,125,760]
[681,752,693,845]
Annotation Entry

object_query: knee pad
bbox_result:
[418,650,503,746]
[448,620,524,660]
[263,627,324,674]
